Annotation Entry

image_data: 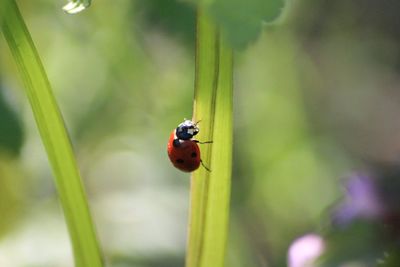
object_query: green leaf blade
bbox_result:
[186,11,218,267]
[186,10,233,267]
[200,39,233,267]
[1,1,103,266]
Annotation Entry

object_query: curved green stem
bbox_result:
[1,1,103,266]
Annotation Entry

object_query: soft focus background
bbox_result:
[1,0,400,266]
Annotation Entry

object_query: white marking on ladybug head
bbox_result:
[181,119,195,127]
[187,128,196,135]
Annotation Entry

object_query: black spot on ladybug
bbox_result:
[176,159,184,164]
[191,152,197,158]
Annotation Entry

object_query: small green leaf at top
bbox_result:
[208,0,286,49]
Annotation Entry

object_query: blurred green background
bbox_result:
[1,0,400,266]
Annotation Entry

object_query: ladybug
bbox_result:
[167,119,211,172]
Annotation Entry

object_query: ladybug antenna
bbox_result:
[200,160,211,172]
[195,120,202,126]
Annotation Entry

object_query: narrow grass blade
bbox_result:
[186,9,233,267]
[1,1,103,266]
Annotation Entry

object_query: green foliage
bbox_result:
[2,0,395,266]
[137,0,196,44]
[209,0,286,49]
[143,0,287,48]
[0,84,23,155]
[1,1,103,266]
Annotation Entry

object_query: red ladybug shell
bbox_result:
[167,131,201,172]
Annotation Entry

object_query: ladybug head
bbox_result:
[176,120,199,140]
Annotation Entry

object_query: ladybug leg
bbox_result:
[200,160,211,172]
[194,140,213,144]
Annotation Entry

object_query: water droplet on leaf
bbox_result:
[63,0,91,14]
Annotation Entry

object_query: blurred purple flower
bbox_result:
[332,174,383,225]
[287,234,325,267]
